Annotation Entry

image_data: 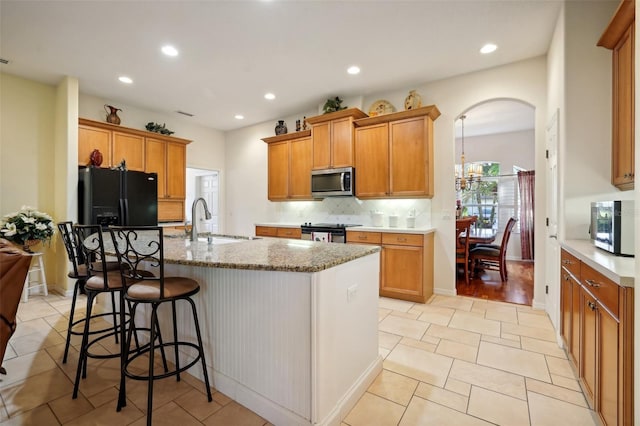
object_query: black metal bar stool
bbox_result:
[57,221,120,364]
[71,224,134,399]
[109,226,211,425]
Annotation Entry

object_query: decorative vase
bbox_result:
[404,90,422,110]
[22,239,39,253]
[89,149,103,167]
[275,120,288,135]
[104,104,122,125]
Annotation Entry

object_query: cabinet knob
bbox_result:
[397,237,407,242]
[587,300,597,311]
[584,279,601,288]
[358,235,367,240]
[561,259,571,265]
[563,274,569,281]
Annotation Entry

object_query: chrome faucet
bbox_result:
[190,197,212,241]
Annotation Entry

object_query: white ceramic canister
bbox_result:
[406,216,416,228]
[372,212,384,227]
[388,215,399,227]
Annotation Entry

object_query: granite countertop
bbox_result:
[107,229,380,273]
[254,222,436,235]
[561,239,635,287]
[165,235,380,272]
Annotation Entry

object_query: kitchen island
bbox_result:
[130,234,382,425]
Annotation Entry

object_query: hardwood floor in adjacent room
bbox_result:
[456,260,534,306]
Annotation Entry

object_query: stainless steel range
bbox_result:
[300,223,361,243]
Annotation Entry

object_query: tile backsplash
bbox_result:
[274,198,431,228]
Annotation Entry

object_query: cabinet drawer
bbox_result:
[560,249,581,278]
[382,233,423,247]
[581,263,619,317]
[347,231,382,244]
[255,226,277,237]
[276,227,302,239]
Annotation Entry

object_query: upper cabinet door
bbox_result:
[267,141,289,201]
[312,122,331,170]
[390,116,431,197]
[145,138,167,198]
[355,123,389,198]
[166,142,186,199]
[289,136,313,199]
[78,125,112,167]
[331,117,355,168]
[113,132,145,171]
[612,23,634,189]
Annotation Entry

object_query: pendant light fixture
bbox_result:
[455,114,482,191]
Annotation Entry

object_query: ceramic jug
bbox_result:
[275,120,287,135]
[104,104,122,125]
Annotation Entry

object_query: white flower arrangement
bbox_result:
[0,206,55,246]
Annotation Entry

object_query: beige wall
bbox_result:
[0,72,58,287]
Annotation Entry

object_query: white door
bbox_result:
[545,110,560,330]
[195,173,219,233]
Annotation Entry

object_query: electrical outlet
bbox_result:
[442,209,453,220]
[347,284,359,302]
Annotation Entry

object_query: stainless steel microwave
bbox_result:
[311,167,355,198]
[590,200,635,257]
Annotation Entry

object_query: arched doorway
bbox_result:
[454,99,536,305]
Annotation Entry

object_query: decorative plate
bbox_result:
[368,100,396,117]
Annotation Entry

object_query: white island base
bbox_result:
[161,252,382,425]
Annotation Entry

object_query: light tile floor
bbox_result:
[0,293,598,425]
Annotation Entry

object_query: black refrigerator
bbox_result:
[78,167,158,226]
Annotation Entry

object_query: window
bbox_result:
[458,162,499,231]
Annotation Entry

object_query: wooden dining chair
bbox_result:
[470,217,517,282]
[455,217,476,285]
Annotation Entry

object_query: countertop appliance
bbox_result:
[78,167,158,227]
[311,167,355,198]
[301,223,361,243]
[590,200,635,257]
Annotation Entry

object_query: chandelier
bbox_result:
[455,114,482,191]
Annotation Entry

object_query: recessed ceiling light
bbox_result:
[161,45,179,57]
[264,93,276,100]
[118,76,133,84]
[235,114,244,120]
[480,43,497,54]
[347,65,360,75]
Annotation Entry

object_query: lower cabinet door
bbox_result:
[380,244,423,301]
[560,272,572,348]
[581,289,597,407]
[598,305,619,426]
[570,276,581,368]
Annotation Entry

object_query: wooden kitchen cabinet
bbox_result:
[598,0,635,190]
[262,130,313,201]
[78,124,112,167]
[145,138,189,222]
[354,105,439,199]
[347,230,434,303]
[112,131,145,171]
[255,226,301,239]
[559,248,634,426]
[306,108,367,170]
[79,118,191,222]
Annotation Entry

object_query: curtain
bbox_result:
[517,170,535,260]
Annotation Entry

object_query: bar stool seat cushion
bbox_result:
[127,278,199,300]
[85,270,127,290]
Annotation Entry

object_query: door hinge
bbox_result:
[546,217,549,226]
[545,285,549,294]
[545,149,549,159]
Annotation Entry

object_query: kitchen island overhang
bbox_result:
[121,235,382,425]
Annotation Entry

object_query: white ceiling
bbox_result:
[1,1,562,133]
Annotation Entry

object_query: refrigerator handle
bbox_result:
[120,198,128,225]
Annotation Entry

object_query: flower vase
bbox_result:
[275,120,288,135]
[22,239,39,253]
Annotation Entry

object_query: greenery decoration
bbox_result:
[323,96,347,114]
[145,122,174,135]
[0,206,55,246]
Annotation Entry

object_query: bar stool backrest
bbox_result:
[57,221,84,277]
[109,226,165,298]
[74,224,110,289]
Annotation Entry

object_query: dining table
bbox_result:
[465,227,497,245]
